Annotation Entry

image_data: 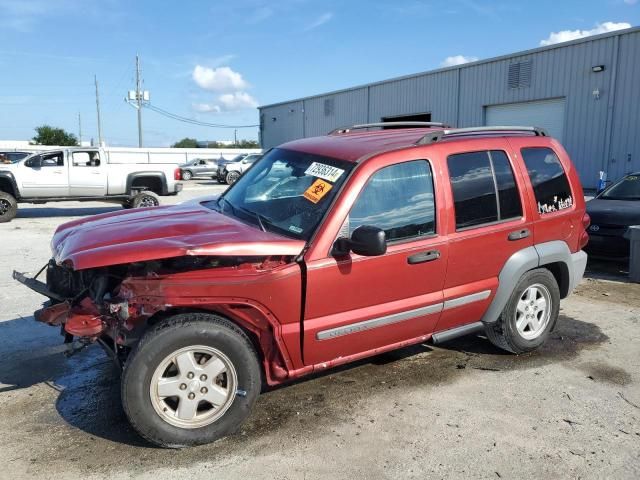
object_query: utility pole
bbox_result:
[234,129,237,146]
[78,112,82,145]
[94,75,103,146]
[136,54,143,147]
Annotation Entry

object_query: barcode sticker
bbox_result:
[305,162,344,182]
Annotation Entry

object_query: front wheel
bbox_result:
[181,170,193,181]
[225,171,240,185]
[485,268,560,354]
[121,313,261,448]
[0,191,18,223]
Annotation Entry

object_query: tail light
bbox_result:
[579,212,591,249]
[174,168,182,180]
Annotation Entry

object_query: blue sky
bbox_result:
[1,0,638,146]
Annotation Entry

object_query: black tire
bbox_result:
[121,313,261,448]
[485,268,560,354]
[182,170,193,181]
[0,191,18,223]
[131,191,160,208]
[226,171,240,185]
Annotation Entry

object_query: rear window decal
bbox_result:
[305,162,344,182]
[538,195,573,214]
[288,225,303,234]
[303,179,333,204]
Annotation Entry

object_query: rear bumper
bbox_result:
[569,250,588,293]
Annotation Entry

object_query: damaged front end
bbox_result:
[14,255,284,365]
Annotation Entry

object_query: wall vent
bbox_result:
[508,60,532,88]
[324,98,335,116]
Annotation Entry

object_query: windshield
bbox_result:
[207,148,353,240]
[599,174,640,200]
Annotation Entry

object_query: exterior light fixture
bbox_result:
[592,65,605,73]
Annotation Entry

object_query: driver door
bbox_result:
[302,159,449,366]
[20,151,69,197]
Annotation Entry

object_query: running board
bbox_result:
[431,321,484,344]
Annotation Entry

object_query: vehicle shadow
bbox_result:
[585,257,630,281]
[16,206,122,219]
[0,313,607,449]
[0,315,148,447]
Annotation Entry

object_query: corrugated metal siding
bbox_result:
[304,88,369,137]
[368,70,458,125]
[260,101,304,148]
[259,29,639,187]
[608,31,640,179]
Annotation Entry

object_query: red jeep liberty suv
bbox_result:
[15,122,589,447]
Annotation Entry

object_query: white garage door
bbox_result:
[485,98,566,141]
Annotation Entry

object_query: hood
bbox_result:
[586,198,640,226]
[52,201,305,270]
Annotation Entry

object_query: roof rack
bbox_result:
[329,121,450,135]
[415,125,548,145]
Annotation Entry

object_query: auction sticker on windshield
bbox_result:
[303,179,333,204]
[305,162,344,182]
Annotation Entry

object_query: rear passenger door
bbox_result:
[435,144,533,332]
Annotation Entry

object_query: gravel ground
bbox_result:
[0,182,638,480]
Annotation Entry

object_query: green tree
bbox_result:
[32,125,78,146]
[172,137,199,148]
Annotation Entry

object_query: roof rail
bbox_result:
[329,121,450,135]
[415,125,548,145]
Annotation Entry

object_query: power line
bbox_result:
[145,103,259,129]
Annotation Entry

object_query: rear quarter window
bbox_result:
[521,147,573,214]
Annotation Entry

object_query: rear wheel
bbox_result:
[485,268,560,353]
[226,171,240,185]
[182,170,193,181]
[131,191,160,208]
[0,191,18,223]
[121,313,261,448]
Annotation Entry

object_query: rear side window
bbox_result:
[348,160,436,241]
[447,150,522,229]
[521,147,573,214]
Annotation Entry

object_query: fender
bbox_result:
[0,171,19,199]
[482,241,587,324]
[125,171,168,195]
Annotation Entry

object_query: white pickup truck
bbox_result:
[0,147,183,222]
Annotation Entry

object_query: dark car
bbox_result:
[586,172,640,259]
[215,154,248,183]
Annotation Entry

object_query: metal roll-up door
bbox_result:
[485,98,566,141]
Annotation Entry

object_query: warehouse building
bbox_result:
[258,26,640,188]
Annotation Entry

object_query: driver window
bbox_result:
[346,160,436,242]
[72,151,100,167]
[42,152,64,167]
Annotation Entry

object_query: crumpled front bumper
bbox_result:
[13,269,107,338]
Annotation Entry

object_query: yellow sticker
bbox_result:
[303,179,333,204]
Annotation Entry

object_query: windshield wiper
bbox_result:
[236,205,269,232]
[217,196,269,233]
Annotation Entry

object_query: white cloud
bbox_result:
[539,21,631,46]
[192,65,249,92]
[193,92,258,113]
[623,0,637,4]
[440,55,479,67]
[304,12,333,31]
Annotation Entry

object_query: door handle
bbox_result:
[407,250,440,264]
[508,228,530,241]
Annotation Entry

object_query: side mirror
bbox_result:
[332,225,387,257]
[26,156,42,168]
